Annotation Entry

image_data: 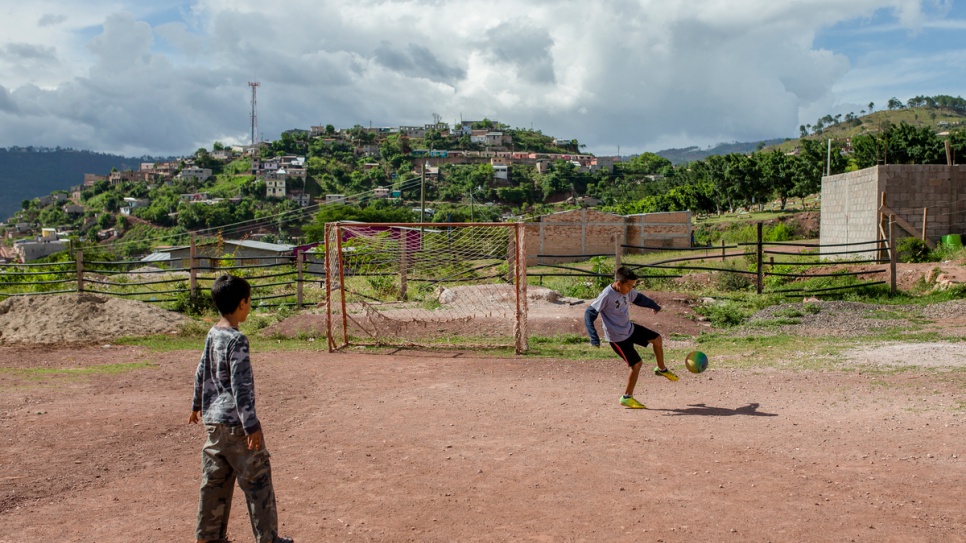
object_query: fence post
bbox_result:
[515,222,528,354]
[613,235,621,269]
[756,222,763,295]
[890,215,897,294]
[721,239,725,261]
[189,236,197,294]
[76,250,84,293]
[922,208,928,242]
[400,235,408,301]
[296,252,304,307]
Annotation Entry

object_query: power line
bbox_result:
[98,177,428,251]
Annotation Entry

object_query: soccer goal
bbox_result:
[324,222,528,353]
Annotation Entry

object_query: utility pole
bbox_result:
[248,81,260,146]
[826,138,831,177]
[420,163,426,222]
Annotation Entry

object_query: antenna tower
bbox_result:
[248,81,260,146]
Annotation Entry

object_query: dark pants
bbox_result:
[609,323,660,367]
[196,424,279,543]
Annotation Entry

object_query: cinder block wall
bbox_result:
[878,165,966,241]
[821,165,966,259]
[525,209,692,265]
[820,168,880,258]
[625,211,692,254]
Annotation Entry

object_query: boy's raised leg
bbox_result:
[651,336,679,381]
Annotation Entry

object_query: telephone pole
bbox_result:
[248,81,260,146]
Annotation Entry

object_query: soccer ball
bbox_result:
[685,351,709,373]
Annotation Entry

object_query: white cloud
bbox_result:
[0,0,957,156]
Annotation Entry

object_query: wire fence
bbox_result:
[0,223,900,309]
[530,223,893,298]
[0,248,328,310]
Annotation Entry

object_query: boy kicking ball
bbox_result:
[585,266,678,409]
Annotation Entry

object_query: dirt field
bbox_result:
[2,335,964,542]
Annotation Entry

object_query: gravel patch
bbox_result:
[738,299,966,338]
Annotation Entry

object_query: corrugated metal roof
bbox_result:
[140,252,172,262]
[223,240,294,252]
[152,240,295,254]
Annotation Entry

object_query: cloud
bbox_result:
[373,41,465,84]
[87,12,153,68]
[0,84,16,113]
[482,20,556,85]
[2,43,57,61]
[38,14,68,27]
[0,0,958,156]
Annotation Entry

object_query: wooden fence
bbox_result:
[0,250,327,309]
[0,222,903,306]
[530,222,894,297]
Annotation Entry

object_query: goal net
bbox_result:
[324,222,528,353]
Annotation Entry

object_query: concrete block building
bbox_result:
[821,165,966,258]
[524,209,692,265]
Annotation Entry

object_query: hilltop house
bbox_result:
[120,197,150,215]
[177,167,212,182]
[140,240,295,269]
[266,177,286,198]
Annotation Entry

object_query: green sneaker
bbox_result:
[654,367,679,381]
[620,396,646,409]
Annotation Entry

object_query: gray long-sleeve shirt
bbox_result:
[584,285,661,344]
[191,326,261,434]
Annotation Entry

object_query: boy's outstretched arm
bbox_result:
[631,291,661,312]
[584,306,601,347]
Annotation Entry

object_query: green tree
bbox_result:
[619,152,672,176]
[302,202,416,241]
[760,150,796,210]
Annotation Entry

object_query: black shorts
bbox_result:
[609,324,660,367]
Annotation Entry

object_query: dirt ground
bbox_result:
[2,271,965,542]
[2,331,965,542]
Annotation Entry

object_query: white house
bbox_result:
[120,197,150,216]
[266,178,286,198]
[177,167,212,182]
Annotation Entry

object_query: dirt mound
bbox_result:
[0,293,187,345]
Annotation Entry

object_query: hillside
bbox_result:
[655,138,787,165]
[768,107,966,153]
[0,148,164,221]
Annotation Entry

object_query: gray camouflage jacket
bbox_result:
[191,326,261,434]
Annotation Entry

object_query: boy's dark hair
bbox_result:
[211,274,251,315]
[615,266,638,283]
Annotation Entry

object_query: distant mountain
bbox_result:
[0,147,164,222]
[655,138,787,165]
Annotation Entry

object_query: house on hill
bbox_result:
[140,240,295,269]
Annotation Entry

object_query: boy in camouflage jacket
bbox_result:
[189,275,293,543]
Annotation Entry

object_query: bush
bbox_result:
[715,266,754,292]
[765,222,794,242]
[172,285,217,316]
[696,300,752,327]
[896,237,937,263]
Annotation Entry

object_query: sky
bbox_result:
[0,0,964,158]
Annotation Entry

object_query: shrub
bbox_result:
[896,237,936,263]
[172,284,217,316]
[715,266,754,292]
[696,300,752,327]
